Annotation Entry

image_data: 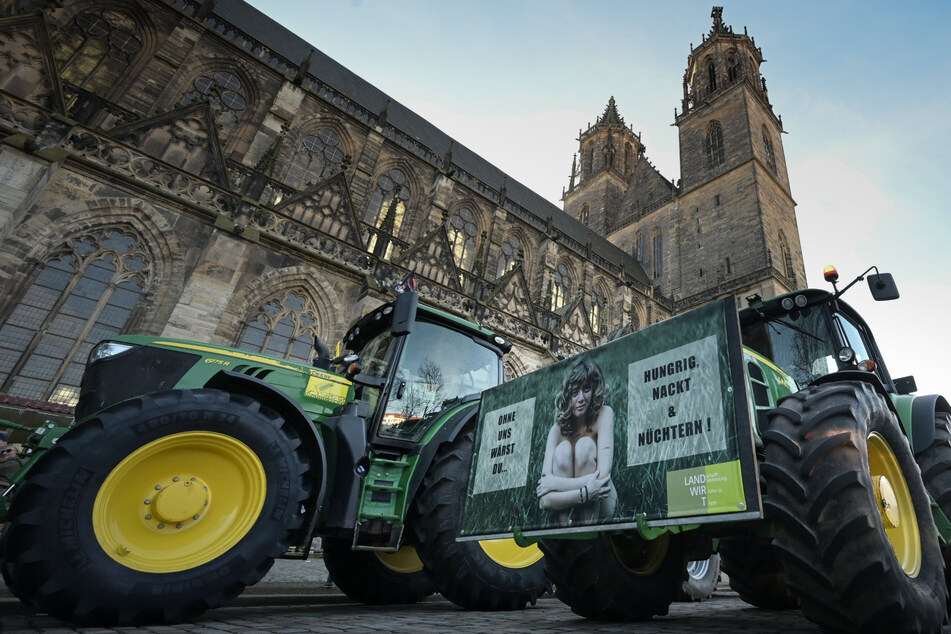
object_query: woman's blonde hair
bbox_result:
[555,357,606,436]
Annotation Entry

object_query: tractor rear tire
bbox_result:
[0,389,311,626]
[678,553,721,601]
[540,533,684,620]
[915,411,951,612]
[322,538,434,604]
[763,382,947,633]
[414,421,547,610]
[718,538,797,609]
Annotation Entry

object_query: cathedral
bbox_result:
[0,1,805,421]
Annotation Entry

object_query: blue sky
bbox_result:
[247,0,950,395]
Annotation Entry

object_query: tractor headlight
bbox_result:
[837,347,856,364]
[88,341,137,364]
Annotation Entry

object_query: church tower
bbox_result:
[672,6,805,302]
[563,97,645,235]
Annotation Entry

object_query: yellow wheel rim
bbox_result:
[93,431,267,573]
[478,539,544,569]
[611,533,669,575]
[867,431,921,577]
[375,546,425,574]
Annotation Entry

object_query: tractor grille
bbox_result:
[75,346,200,420]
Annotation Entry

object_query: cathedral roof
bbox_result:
[209,0,653,289]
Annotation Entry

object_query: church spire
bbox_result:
[599,96,624,126]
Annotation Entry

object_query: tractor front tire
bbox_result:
[322,538,434,604]
[541,533,684,620]
[414,422,547,610]
[763,382,947,633]
[0,389,311,626]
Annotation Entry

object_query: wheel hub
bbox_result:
[142,476,210,529]
[874,475,900,529]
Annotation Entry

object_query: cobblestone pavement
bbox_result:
[1,557,822,633]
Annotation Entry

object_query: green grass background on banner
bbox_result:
[460,299,741,537]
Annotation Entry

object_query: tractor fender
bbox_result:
[205,369,328,547]
[909,393,951,455]
[405,397,481,507]
[811,370,890,399]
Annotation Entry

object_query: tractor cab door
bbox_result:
[372,320,501,446]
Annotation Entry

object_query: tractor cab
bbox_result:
[739,265,914,395]
[336,282,511,449]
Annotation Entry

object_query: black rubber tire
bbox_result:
[677,553,721,601]
[540,533,684,620]
[414,422,548,610]
[915,411,951,612]
[0,389,311,626]
[718,538,798,609]
[322,537,434,604]
[762,382,947,633]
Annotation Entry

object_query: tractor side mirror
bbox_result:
[867,273,899,301]
[391,288,418,336]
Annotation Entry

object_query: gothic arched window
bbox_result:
[707,60,717,92]
[779,231,792,280]
[635,231,645,263]
[54,9,142,93]
[624,143,633,173]
[652,230,664,278]
[0,228,151,406]
[447,207,478,270]
[762,127,777,173]
[497,235,522,276]
[581,148,593,179]
[365,168,411,256]
[181,70,248,137]
[238,291,320,364]
[285,128,345,189]
[551,263,571,311]
[705,121,725,169]
[579,204,589,225]
[590,284,607,334]
[727,56,739,82]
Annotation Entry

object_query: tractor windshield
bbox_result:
[377,321,500,442]
[742,307,840,388]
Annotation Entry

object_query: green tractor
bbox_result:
[0,276,547,625]
[459,265,949,633]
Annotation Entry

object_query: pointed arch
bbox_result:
[706,56,717,92]
[589,280,609,334]
[282,120,352,190]
[778,231,792,280]
[704,120,725,169]
[634,230,646,263]
[179,63,253,139]
[446,203,482,271]
[503,349,529,381]
[0,199,183,407]
[495,230,532,282]
[550,260,574,311]
[50,2,156,100]
[219,266,344,356]
[363,162,422,256]
[762,125,777,173]
[651,227,663,278]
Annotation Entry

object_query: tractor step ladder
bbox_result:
[352,454,411,552]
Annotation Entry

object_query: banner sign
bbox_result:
[459,298,761,539]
